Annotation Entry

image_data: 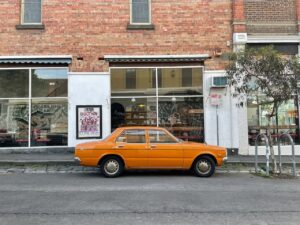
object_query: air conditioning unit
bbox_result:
[211,76,228,88]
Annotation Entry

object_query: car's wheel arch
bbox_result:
[98,154,125,168]
[191,154,217,169]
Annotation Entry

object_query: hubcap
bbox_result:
[197,160,211,174]
[104,159,119,175]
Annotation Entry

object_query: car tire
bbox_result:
[100,156,124,178]
[192,156,215,177]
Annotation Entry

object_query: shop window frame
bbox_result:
[247,94,300,146]
[110,65,204,142]
[0,67,69,149]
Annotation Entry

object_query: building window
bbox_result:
[247,96,300,146]
[22,0,42,24]
[125,69,137,89]
[131,0,151,24]
[0,68,68,148]
[111,67,204,143]
[182,68,193,87]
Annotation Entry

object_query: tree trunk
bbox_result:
[267,117,278,174]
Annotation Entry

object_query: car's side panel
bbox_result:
[148,144,183,168]
[114,144,149,168]
[182,144,220,169]
[75,149,101,166]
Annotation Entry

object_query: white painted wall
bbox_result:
[68,72,110,147]
[204,71,239,149]
[249,146,300,156]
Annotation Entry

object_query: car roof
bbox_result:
[117,126,164,130]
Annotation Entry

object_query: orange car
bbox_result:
[74,126,227,178]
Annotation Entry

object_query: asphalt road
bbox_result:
[0,171,299,225]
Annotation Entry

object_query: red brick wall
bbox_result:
[232,0,246,33]
[245,0,297,34]
[0,0,232,72]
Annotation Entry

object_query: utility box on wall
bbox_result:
[211,76,228,88]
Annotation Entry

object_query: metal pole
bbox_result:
[255,133,270,175]
[278,139,282,174]
[265,139,270,176]
[255,138,258,173]
[278,133,297,177]
[216,105,219,146]
[292,139,296,177]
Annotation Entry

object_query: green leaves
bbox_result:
[226,45,300,115]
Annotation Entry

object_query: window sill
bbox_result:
[16,24,45,30]
[127,24,155,30]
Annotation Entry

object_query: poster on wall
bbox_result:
[76,105,102,139]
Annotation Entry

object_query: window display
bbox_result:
[111,67,204,142]
[158,97,204,142]
[31,99,68,146]
[0,100,29,147]
[0,68,68,148]
[247,96,300,145]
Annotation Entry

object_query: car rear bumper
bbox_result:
[74,157,81,165]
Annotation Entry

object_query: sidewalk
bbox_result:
[0,152,299,165]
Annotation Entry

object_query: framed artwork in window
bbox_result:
[76,105,102,139]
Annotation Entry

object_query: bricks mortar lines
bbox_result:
[0,0,232,72]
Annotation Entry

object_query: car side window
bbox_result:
[149,130,177,143]
[116,129,146,143]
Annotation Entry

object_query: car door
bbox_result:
[147,129,183,168]
[114,129,148,168]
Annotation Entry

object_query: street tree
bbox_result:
[225,46,300,173]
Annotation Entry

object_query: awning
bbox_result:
[0,55,72,65]
[104,54,210,63]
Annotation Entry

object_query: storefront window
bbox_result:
[111,67,204,142]
[158,97,204,142]
[157,68,203,96]
[111,98,157,130]
[111,68,156,96]
[0,68,68,148]
[248,96,300,145]
[32,69,68,97]
[0,70,29,98]
[0,100,29,147]
[31,99,68,146]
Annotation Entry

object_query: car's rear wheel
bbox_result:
[100,156,124,178]
[192,156,215,177]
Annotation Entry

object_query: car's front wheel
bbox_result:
[100,156,124,178]
[192,156,215,177]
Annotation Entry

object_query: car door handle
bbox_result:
[115,145,124,148]
[150,145,156,148]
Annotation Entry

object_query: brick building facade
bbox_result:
[0,0,300,155]
[234,0,300,155]
[0,0,231,72]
